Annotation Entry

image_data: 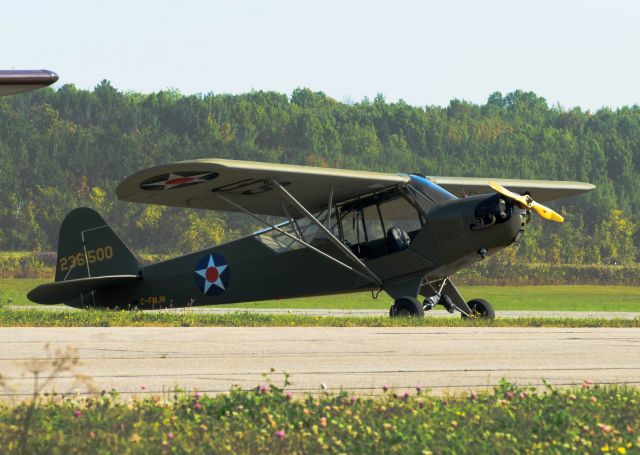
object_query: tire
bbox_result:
[390,296,425,318]
[462,299,495,319]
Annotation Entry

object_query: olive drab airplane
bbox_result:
[10,68,595,318]
[27,158,595,318]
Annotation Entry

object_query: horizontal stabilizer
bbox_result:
[28,275,140,305]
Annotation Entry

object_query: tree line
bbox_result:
[0,82,637,264]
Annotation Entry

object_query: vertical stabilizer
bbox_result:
[55,207,139,282]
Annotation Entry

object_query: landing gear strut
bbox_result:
[420,278,495,319]
[385,277,495,319]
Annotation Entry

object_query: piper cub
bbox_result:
[28,158,595,318]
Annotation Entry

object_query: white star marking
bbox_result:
[195,255,228,294]
[143,172,213,190]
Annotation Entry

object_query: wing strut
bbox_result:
[326,185,334,229]
[269,178,384,286]
[215,194,378,284]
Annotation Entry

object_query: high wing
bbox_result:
[116,158,410,217]
[0,70,59,96]
[428,176,595,202]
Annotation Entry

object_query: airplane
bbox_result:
[27,158,595,318]
[0,69,58,96]
[7,68,594,318]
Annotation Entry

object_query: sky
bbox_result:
[1,0,639,110]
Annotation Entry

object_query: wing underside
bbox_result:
[116,159,410,217]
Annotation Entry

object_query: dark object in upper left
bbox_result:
[0,69,59,96]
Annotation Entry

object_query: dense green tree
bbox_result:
[0,84,638,263]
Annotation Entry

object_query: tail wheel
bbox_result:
[462,299,495,319]
[389,296,425,318]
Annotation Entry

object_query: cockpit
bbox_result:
[255,175,457,260]
[336,187,423,259]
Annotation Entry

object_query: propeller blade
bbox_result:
[488,181,531,208]
[531,201,564,222]
[488,181,564,223]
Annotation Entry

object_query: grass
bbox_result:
[224,285,640,312]
[0,279,47,306]
[1,308,639,327]
[0,251,32,259]
[0,379,638,454]
[3,279,640,312]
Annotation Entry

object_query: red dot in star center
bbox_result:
[166,177,193,185]
[205,267,219,282]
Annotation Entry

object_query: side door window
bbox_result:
[378,195,422,234]
[296,208,340,243]
[362,203,385,241]
[340,205,366,246]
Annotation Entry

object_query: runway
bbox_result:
[1,327,639,398]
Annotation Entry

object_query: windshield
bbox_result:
[408,175,456,207]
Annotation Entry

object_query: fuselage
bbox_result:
[94,177,527,309]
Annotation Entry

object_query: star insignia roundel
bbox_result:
[140,171,219,191]
[194,253,230,296]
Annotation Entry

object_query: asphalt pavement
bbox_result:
[1,327,638,398]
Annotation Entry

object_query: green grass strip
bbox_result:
[1,308,639,327]
[5,281,640,312]
[1,381,638,453]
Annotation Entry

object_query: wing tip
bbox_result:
[0,69,59,84]
[0,69,59,97]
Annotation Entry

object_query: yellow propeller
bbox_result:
[488,182,564,223]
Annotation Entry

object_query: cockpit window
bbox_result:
[256,186,426,258]
[341,205,367,246]
[255,208,340,254]
[338,188,423,248]
[378,195,422,234]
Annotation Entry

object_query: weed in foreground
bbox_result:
[0,366,638,453]
[1,344,96,453]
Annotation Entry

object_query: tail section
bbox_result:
[55,207,139,282]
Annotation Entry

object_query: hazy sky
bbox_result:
[2,0,639,110]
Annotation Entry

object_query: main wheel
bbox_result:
[462,299,495,319]
[389,296,425,318]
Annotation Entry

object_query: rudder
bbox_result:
[55,207,139,282]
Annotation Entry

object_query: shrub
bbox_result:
[0,381,637,453]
